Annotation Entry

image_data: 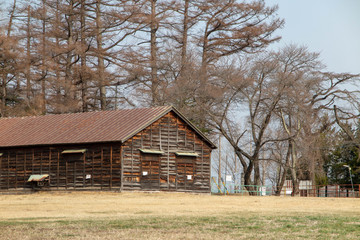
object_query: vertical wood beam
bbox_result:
[120,145,123,191]
[49,149,51,180]
[131,138,133,188]
[92,149,94,187]
[184,125,187,147]
[74,161,76,189]
[0,154,2,190]
[208,150,212,192]
[101,146,103,190]
[57,150,60,189]
[141,131,143,148]
[7,153,10,189]
[167,115,170,187]
[159,120,162,150]
[65,156,68,189]
[176,116,179,145]
[24,152,27,187]
[83,151,86,188]
[32,149,34,173]
[150,124,153,148]
[15,152,17,189]
[40,151,43,174]
[201,141,204,177]
[110,145,113,190]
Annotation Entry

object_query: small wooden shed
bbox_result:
[0,106,216,192]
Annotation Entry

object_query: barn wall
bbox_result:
[0,143,121,190]
[121,112,212,192]
[0,112,213,192]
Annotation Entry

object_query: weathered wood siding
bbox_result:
[0,111,212,192]
[0,143,121,190]
[121,112,212,192]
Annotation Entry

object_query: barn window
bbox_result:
[61,149,86,162]
[175,152,199,157]
[139,149,164,154]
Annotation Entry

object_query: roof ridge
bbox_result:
[0,105,172,121]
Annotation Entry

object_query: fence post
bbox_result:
[325,186,328,197]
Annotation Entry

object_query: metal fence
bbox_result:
[211,179,360,198]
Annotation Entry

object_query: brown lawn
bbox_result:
[0,192,359,239]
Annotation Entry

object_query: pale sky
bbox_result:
[266,0,360,75]
[2,0,359,75]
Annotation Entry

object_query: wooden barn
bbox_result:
[0,106,216,193]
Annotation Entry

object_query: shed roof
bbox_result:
[0,106,216,149]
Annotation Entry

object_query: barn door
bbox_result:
[141,154,160,190]
[176,156,195,190]
[62,150,86,189]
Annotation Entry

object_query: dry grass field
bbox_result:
[0,192,360,239]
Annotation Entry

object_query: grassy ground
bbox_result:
[0,192,359,239]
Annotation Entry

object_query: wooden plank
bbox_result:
[167,115,170,187]
[65,155,68,189]
[91,149,94,187]
[15,152,17,189]
[24,152,26,187]
[101,146,103,190]
[57,150,60,189]
[110,145,113,190]
[83,151,86,187]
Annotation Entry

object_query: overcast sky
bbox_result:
[266,0,360,75]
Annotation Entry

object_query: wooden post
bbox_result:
[0,153,2,190]
[201,141,204,178]
[40,151,43,174]
[65,157,68,190]
[131,138,133,188]
[159,121,162,150]
[32,149,34,173]
[110,145,113,190]
[24,152,27,186]
[15,152,17,189]
[101,146,103,190]
[150,124,153,148]
[49,149,51,177]
[83,151,86,188]
[7,153,10,189]
[57,150,60,189]
[120,145,123,191]
[184,125,187,147]
[74,161,76,189]
[92,149,94,187]
[167,116,170,187]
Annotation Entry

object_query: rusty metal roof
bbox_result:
[0,106,216,149]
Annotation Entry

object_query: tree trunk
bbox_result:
[290,140,300,196]
[180,0,189,69]
[0,78,6,117]
[96,0,106,110]
[150,0,159,106]
[41,0,47,114]
[26,5,32,102]
[80,0,88,112]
